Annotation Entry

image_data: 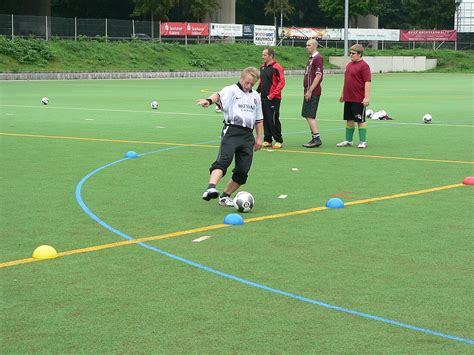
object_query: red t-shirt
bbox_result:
[303,53,323,97]
[343,60,371,103]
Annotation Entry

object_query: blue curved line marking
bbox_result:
[75,157,135,241]
[75,145,474,346]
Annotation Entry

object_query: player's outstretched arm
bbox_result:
[196,93,219,108]
[196,98,210,107]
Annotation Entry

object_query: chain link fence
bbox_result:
[0,14,472,50]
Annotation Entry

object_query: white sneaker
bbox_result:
[219,196,234,207]
[202,188,219,201]
[357,141,368,149]
[336,140,353,147]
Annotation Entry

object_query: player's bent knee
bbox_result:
[210,165,227,176]
[232,172,248,185]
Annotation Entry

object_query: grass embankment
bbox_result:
[0,36,473,73]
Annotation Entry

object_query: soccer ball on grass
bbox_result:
[41,97,49,105]
[150,100,159,109]
[365,109,374,119]
[233,191,254,213]
[423,114,432,124]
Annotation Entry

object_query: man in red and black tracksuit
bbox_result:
[257,48,286,149]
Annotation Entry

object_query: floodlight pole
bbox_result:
[455,0,462,50]
[344,0,349,57]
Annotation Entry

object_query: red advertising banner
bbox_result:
[186,23,209,36]
[160,22,186,36]
[160,22,209,36]
[400,30,457,41]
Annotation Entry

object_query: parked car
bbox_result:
[133,33,152,40]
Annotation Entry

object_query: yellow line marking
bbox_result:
[0,132,217,149]
[1,104,221,118]
[2,132,473,165]
[0,183,467,269]
[276,148,474,164]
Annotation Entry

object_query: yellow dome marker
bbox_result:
[32,245,58,260]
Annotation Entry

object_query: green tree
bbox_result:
[318,0,455,29]
[51,0,133,19]
[132,0,219,22]
[131,0,179,21]
[399,0,455,29]
[318,0,384,24]
[264,0,295,28]
[173,0,220,22]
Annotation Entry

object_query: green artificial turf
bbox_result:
[0,73,473,353]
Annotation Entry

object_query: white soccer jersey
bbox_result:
[217,83,263,130]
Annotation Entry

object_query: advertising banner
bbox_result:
[160,22,186,36]
[280,27,341,40]
[347,28,400,41]
[210,23,243,37]
[242,24,254,38]
[186,22,208,36]
[161,22,208,36]
[254,25,275,45]
[400,30,457,41]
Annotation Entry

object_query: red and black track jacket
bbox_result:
[258,60,285,100]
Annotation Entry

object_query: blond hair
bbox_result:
[307,38,318,47]
[350,44,364,55]
[241,67,260,81]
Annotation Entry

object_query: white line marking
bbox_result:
[1,105,472,128]
[192,236,212,242]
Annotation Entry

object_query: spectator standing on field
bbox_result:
[337,44,371,149]
[301,38,324,148]
[257,48,286,149]
[196,67,263,207]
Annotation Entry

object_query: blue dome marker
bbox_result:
[224,213,244,225]
[326,198,344,209]
[125,151,139,158]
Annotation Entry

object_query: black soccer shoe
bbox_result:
[302,138,322,148]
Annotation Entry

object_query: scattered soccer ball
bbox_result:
[371,111,382,120]
[41,97,49,105]
[233,191,254,213]
[372,110,388,120]
[365,109,374,119]
[150,100,159,109]
[423,114,432,124]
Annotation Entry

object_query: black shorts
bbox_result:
[343,102,366,123]
[210,125,255,181]
[301,96,320,119]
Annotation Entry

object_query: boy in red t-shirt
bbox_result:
[337,44,371,149]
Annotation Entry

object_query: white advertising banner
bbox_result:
[254,25,276,46]
[347,28,400,41]
[319,28,342,40]
[210,23,243,37]
[280,27,342,40]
